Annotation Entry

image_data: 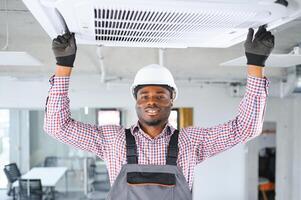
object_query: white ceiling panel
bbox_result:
[220,54,301,68]
[0,51,43,66]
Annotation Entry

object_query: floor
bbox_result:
[0,189,101,200]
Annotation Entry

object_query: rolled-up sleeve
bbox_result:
[185,75,269,164]
[43,75,121,160]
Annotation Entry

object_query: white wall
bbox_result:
[291,97,301,200]
[0,75,301,199]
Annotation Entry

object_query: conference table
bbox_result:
[13,167,68,199]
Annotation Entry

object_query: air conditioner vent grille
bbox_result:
[93,8,257,46]
[23,0,291,48]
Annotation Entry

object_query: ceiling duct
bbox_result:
[22,0,300,48]
[293,64,301,93]
[266,64,301,97]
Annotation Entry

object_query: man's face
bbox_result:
[135,85,173,127]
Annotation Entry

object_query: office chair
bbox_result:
[18,179,44,200]
[3,163,21,200]
[44,156,58,167]
[86,158,110,200]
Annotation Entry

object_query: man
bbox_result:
[44,25,273,199]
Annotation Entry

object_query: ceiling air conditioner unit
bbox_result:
[220,46,301,68]
[23,0,298,48]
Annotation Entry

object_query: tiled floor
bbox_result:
[0,189,98,200]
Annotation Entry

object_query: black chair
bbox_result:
[3,163,21,199]
[18,179,43,200]
[86,158,110,200]
[44,156,58,167]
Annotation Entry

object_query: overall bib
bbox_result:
[106,129,192,200]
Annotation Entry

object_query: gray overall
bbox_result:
[106,129,192,200]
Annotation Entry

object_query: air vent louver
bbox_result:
[23,0,293,48]
[93,8,257,47]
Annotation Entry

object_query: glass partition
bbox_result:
[0,109,10,188]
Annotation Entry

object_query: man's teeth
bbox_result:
[146,109,158,113]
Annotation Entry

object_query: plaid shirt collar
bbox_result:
[131,121,175,140]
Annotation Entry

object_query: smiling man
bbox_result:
[132,65,177,138]
[44,26,273,199]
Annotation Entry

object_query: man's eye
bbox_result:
[157,96,166,100]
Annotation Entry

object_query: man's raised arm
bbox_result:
[44,33,120,160]
[186,26,274,162]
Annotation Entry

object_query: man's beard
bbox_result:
[144,118,163,126]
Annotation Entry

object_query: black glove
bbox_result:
[244,25,274,67]
[52,32,77,67]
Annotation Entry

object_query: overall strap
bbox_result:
[125,128,138,164]
[166,130,179,166]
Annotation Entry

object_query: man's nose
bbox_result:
[146,96,158,105]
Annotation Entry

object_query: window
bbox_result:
[169,108,193,129]
[169,109,179,129]
[97,109,122,126]
[0,109,10,188]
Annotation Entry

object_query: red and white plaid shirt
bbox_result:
[44,75,269,190]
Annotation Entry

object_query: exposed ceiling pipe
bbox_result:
[96,45,106,83]
[289,46,300,55]
[280,80,284,98]
[158,48,165,66]
[293,64,301,93]
[279,66,297,97]
[1,0,9,51]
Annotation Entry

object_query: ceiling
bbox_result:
[1,0,301,83]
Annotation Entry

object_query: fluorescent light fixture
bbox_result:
[297,78,301,87]
[220,54,301,68]
[0,51,43,66]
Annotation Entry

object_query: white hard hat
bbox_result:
[131,64,178,100]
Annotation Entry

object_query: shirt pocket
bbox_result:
[127,172,175,200]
